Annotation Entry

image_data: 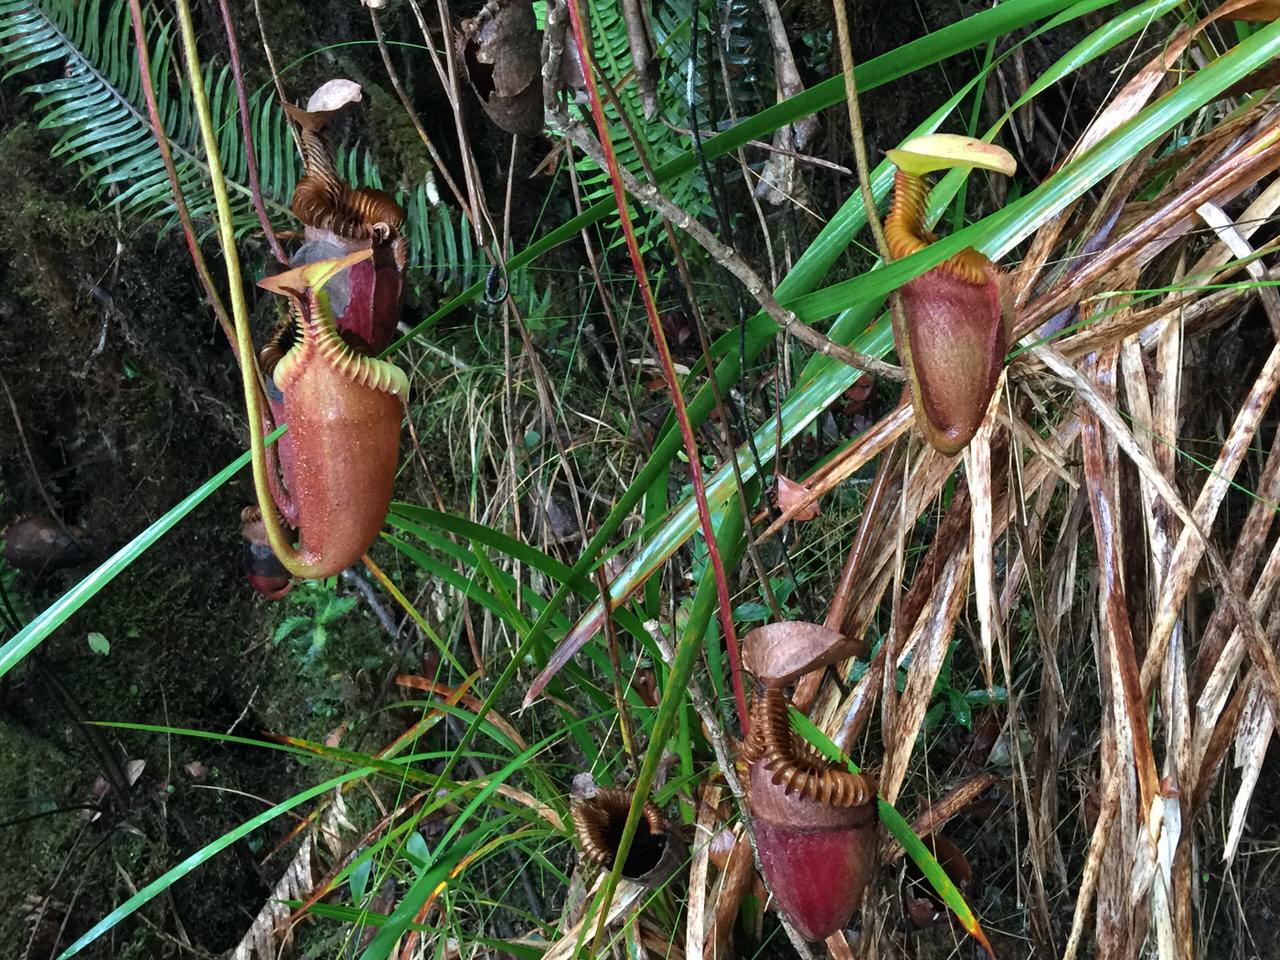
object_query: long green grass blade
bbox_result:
[358,724,583,958]
[0,432,278,679]
[579,501,746,957]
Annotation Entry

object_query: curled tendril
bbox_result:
[484,262,509,304]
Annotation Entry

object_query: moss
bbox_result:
[366,83,435,188]
[0,123,117,317]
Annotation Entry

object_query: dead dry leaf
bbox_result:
[774,474,821,522]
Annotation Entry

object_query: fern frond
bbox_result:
[571,0,763,254]
[0,0,481,288]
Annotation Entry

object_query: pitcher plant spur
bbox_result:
[885,134,1017,455]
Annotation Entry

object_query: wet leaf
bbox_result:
[348,858,371,905]
[459,0,543,136]
[774,474,821,521]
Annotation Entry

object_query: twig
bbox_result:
[251,0,299,153]
[0,371,82,548]
[340,568,400,638]
[830,0,891,263]
[215,0,287,265]
[551,117,903,381]
[541,0,569,112]
[661,118,853,175]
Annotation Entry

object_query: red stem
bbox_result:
[127,0,239,363]
[216,0,288,265]
[563,0,748,735]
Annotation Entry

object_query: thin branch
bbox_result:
[215,0,287,265]
[551,117,903,381]
[251,0,299,152]
[368,6,487,244]
[0,372,84,549]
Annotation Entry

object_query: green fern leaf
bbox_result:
[0,0,481,288]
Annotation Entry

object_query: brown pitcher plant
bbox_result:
[884,134,1017,455]
[741,622,878,941]
[241,82,409,590]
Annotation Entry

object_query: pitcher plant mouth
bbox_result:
[280,92,407,358]
[883,134,1017,455]
[570,787,685,887]
[260,251,409,402]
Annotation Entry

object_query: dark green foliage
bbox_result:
[0,0,482,288]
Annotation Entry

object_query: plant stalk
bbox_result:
[172,0,312,580]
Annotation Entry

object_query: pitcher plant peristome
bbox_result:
[247,250,409,580]
[168,0,400,586]
[570,786,687,888]
[884,134,1017,455]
